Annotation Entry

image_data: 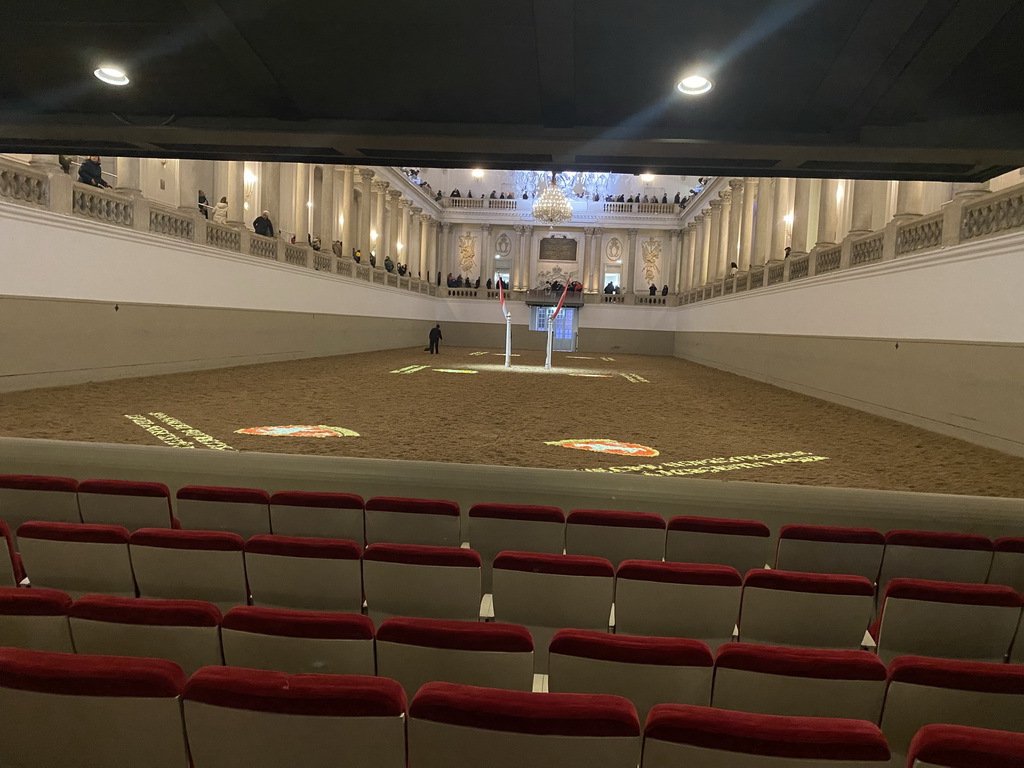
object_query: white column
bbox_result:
[513,225,526,289]
[717,192,732,278]
[895,180,925,220]
[666,229,680,293]
[426,219,438,282]
[480,223,493,284]
[227,160,245,226]
[753,178,774,265]
[372,180,389,263]
[849,179,877,235]
[260,162,280,231]
[399,198,413,265]
[769,177,792,260]
[790,177,813,256]
[448,223,461,277]
[706,200,723,280]
[625,228,639,293]
[582,227,595,291]
[29,155,61,169]
[815,178,840,247]
[338,166,354,251]
[177,159,199,212]
[317,167,335,242]
[412,210,425,278]
[691,214,705,285]
[738,178,757,270]
[293,163,310,238]
[591,227,604,292]
[114,158,141,193]
[683,223,697,290]
[387,190,402,265]
[725,179,743,269]
[525,226,537,288]
[952,181,991,199]
[357,168,374,254]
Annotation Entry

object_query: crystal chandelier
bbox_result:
[532,172,573,227]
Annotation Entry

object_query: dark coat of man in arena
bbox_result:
[428,324,443,354]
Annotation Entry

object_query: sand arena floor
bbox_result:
[1,346,1022,499]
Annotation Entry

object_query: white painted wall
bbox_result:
[677,229,1024,344]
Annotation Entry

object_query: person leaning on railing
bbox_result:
[77,156,111,188]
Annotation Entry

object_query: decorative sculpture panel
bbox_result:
[458,232,477,274]
[606,237,622,262]
[641,236,662,283]
[495,232,511,256]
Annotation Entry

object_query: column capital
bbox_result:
[513,224,527,234]
[687,221,699,230]
[372,180,390,193]
[525,226,535,236]
[480,223,492,233]
[709,198,723,210]
[718,189,732,202]
[399,197,413,209]
[626,228,639,236]
[387,189,403,202]
[410,205,422,215]
[583,226,596,236]
[358,168,376,181]
[729,178,744,191]
[440,221,452,232]
[693,213,705,224]
[593,227,603,236]
[671,228,684,238]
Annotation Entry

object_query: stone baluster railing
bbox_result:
[72,184,134,227]
[149,205,196,242]
[0,164,49,207]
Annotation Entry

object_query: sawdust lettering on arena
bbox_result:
[583,451,830,477]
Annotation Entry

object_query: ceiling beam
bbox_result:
[532,0,576,130]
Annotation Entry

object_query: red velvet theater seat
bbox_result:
[880,656,1024,765]
[872,578,1022,664]
[467,503,564,591]
[775,524,885,582]
[183,666,407,768]
[665,515,771,574]
[364,496,461,547]
[17,521,136,599]
[0,520,24,587]
[362,543,481,623]
[614,560,742,650]
[175,485,271,538]
[565,509,666,567]
[641,703,891,767]
[129,528,248,612]
[492,551,615,673]
[77,478,175,530]
[738,569,875,650]
[220,605,375,675]
[0,586,74,652]
[548,629,713,720]
[269,490,365,542]
[0,647,189,768]
[988,537,1024,593]
[69,594,223,675]
[409,682,641,768]
[0,474,81,542]
[908,724,1024,768]
[711,643,886,722]
[376,617,534,696]
[244,534,362,612]
[877,530,993,593]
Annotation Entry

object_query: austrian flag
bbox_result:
[498,280,510,319]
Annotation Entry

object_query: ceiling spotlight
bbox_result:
[640,173,655,183]
[676,74,713,95]
[471,169,485,178]
[94,66,130,86]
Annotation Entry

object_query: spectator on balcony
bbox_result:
[489,190,497,199]
[522,191,528,200]
[784,246,791,259]
[197,190,210,218]
[486,278,493,289]
[674,192,681,204]
[253,210,274,237]
[353,249,361,263]
[435,190,443,201]
[730,262,739,275]
[617,194,625,202]
[662,284,669,295]
[649,284,657,295]
[446,273,454,287]
[604,281,615,294]
[384,254,394,273]
[58,155,72,174]
[626,195,633,203]
[450,189,461,198]
[642,195,649,203]
[661,193,668,204]
[212,196,228,224]
[78,156,111,188]
[474,276,481,288]
[467,190,473,198]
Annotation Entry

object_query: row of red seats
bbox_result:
[6,522,1024,667]
[0,645,1021,767]
[3,474,1024,593]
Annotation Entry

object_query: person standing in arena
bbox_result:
[428,324,443,354]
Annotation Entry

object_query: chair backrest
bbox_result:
[364,496,461,546]
[129,528,248,611]
[220,605,376,675]
[739,569,875,649]
[775,524,885,581]
[376,617,534,696]
[467,503,564,590]
[183,666,407,768]
[548,629,713,720]
[17,521,135,599]
[363,543,481,622]
[0,586,74,652]
[614,560,742,649]
[565,509,666,566]
[0,474,81,540]
[175,485,271,538]
[244,534,363,612]
[711,643,887,722]
[77,479,174,530]
[908,724,1024,768]
[0,647,189,768]
[0,520,23,587]
[68,594,223,675]
[665,516,771,573]
[878,530,993,592]
[642,703,891,768]
[989,538,1024,592]
[408,682,641,768]
[880,656,1024,761]
[268,490,364,542]
[874,578,1023,664]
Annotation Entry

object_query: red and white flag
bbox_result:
[498,280,510,319]
[551,279,571,321]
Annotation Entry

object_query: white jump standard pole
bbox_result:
[505,315,512,368]
[544,319,554,370]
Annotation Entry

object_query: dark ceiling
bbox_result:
[2,0,1024,181]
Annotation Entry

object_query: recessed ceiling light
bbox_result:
[676,74,713,95]
[94,66,130,86]
[471,169,485,178]
[640,173,655,182]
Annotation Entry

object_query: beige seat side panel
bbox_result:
[565,525,666,566]
[711,667,885,721]
[69,619,223,676]
[245,553,362,612]
[739,590,874,649]
[876,599,1020,664]
[614,580,740,648]
[775,539,884,581]
[220,628,375,675]
[365,509,461,547]
[376,641,533,697]
[268,505,364,542]
[0,614,75,653]
[665,530,771,574]
[19,539,136,597]
[364,561,481,621]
